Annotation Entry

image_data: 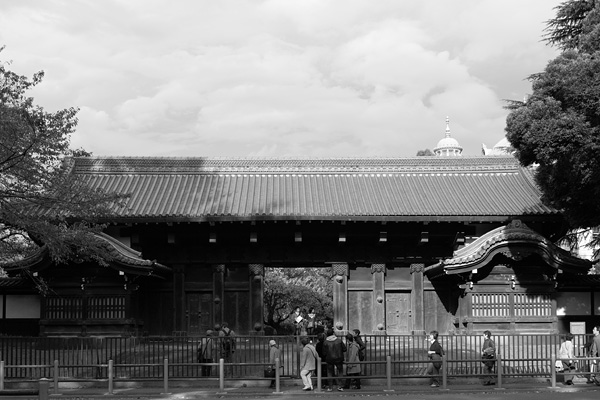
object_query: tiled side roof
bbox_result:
[67,156,558,221]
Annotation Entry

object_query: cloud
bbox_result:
[0,0,563,157]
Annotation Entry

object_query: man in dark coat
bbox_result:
[323,328,346,391]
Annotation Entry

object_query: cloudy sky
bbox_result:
[1,0,562,158]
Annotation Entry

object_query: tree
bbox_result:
[0,47,121,270]
[263,267,333,334]
[416,149,434,156]
[505,2,600,236]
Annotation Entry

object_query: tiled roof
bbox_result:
[66,156,558,222]
[425,220,591,277]
[0,233,170,277]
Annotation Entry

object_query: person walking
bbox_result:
[300,337,317,391]
[558,333,575,385]
[197,330,215,377]
[590,326,600,385]
[323,328,346,391]
[426,330,443,388]
[344,333,361,389]
[481,330,496,386]
[268,339,282,389]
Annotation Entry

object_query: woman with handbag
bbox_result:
[481,330,496,386]
[426,330,444,388]
[558,333,575,385]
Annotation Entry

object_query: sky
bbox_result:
[0,0,562,158]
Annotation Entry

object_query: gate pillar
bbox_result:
[410,263,425,335]
[371,264,386,334]
[331,263,349,334]
[212,264,226,327]
[248,264,264,335]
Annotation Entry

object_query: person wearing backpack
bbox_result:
[218,322,236,376]
[197,330,214,377]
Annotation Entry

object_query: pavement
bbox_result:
[2,377,600,399]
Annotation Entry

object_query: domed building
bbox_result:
[433,117,463,156]
[482,137,514,156]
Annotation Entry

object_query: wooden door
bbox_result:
[186,293,213,335]
[386,293,412,333]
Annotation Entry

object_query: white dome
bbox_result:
[433,117,463,156]
[435,137,461,150]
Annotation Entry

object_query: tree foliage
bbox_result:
[263,267,332,334]
[416,149,434,156]
[505,2,600,234]
[0,48,121,268]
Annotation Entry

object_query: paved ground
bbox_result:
[2,378,600,400]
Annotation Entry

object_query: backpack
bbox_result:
[222,328,233,353]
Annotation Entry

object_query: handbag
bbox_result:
[264,366,275,378]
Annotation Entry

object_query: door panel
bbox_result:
[186,293,212,335]
[386,293,411,333]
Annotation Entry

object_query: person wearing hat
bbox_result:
[268,339,282,389]
[198,330,214,377]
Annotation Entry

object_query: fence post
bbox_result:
[275,358,282,393]
[316,356,321,392]
[162,358,170,394]
[53,360,59,395]
[551,353,556,388]
[495,353,504,390]
[218,358,225,394]
[442,355,448,390]
[1,360,4,391]
[108,359,114,395]
[38,378,49,400]
[384,355,394,392]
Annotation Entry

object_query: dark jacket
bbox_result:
[323,335,346,364]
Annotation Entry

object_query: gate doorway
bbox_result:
[386,292,412,333]
[186,293,213,335]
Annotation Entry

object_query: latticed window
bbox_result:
[44,295,126,320]
[514,293,551,317]
[472,293,510,317]
[471,292,552,318]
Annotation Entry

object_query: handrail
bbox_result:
[2,354,599,394]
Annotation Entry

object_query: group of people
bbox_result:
[291,307,322,336]
[268,327,366,391]
[198,322,600,389]
[556,325,600,386]
[196,322,236,377]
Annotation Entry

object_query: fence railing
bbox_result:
[0,333,593,380]
[2,354,599,395]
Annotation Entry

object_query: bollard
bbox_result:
[217,358,225,394]
[441,355,447,389]
[1,360,5,391]
[53,360,59,395]
[316,356,322,392]
[495,353,504,390]
[38,378,50,400]
[384,355,394,392]
[162,358,170,394]
[275,358,282,393]
[551,353,556,388]
[108,359,114,395]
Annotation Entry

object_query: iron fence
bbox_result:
[0,333,593,380]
